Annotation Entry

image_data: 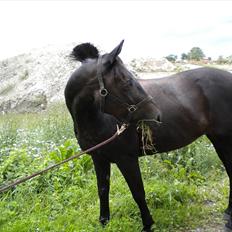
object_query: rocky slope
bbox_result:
[0,44,181,113]
[0,44,79,113]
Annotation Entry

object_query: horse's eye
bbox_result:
[123,79,133,88]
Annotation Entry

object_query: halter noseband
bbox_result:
[96,56,154,122]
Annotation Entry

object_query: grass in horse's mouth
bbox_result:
[137,120,156,154]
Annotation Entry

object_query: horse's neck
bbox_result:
[75,103,120,150]
[75,101,101,131]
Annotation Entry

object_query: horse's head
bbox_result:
[71,41,161,124]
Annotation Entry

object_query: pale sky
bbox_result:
[0,0,232,61]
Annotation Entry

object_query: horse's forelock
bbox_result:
[70,43,99,62]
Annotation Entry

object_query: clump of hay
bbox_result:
[137,121,156,154]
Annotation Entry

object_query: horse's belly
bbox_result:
[153,132,199,152]
[149,120,206,153]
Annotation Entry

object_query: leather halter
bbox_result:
[96,57,154,122]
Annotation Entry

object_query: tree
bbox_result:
[216,55,232,64]
[216,55,227,64]
[165,54,177,63]
[181,53,188,60]
[226,55,232,64]
[188,47,205,61]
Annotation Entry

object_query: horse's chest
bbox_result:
[77,129,100,150]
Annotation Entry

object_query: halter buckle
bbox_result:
[100,88,108,97]
[128,105,137,113]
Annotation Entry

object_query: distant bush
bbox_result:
[165,54,177,63]
[216,55,232,64]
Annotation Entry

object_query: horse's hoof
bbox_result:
[99,216,109,226]
[141,226,154,232]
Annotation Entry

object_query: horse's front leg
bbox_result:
[92,155,111,226]
[116,156,154,232]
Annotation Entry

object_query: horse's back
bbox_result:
[139,67,232,151]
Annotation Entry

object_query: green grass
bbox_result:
[0,104,228,231]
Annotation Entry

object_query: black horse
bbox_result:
[64,41,232,231]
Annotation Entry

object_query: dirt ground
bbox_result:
[189,219,231,232]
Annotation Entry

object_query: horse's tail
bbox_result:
[70,43,99,63]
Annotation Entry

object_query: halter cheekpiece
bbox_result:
[96,56,154,122]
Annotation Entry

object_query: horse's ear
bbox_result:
[104,40,124,66]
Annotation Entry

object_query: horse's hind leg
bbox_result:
[207,134,232,227]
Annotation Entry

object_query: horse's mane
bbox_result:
[70,43,99,62]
